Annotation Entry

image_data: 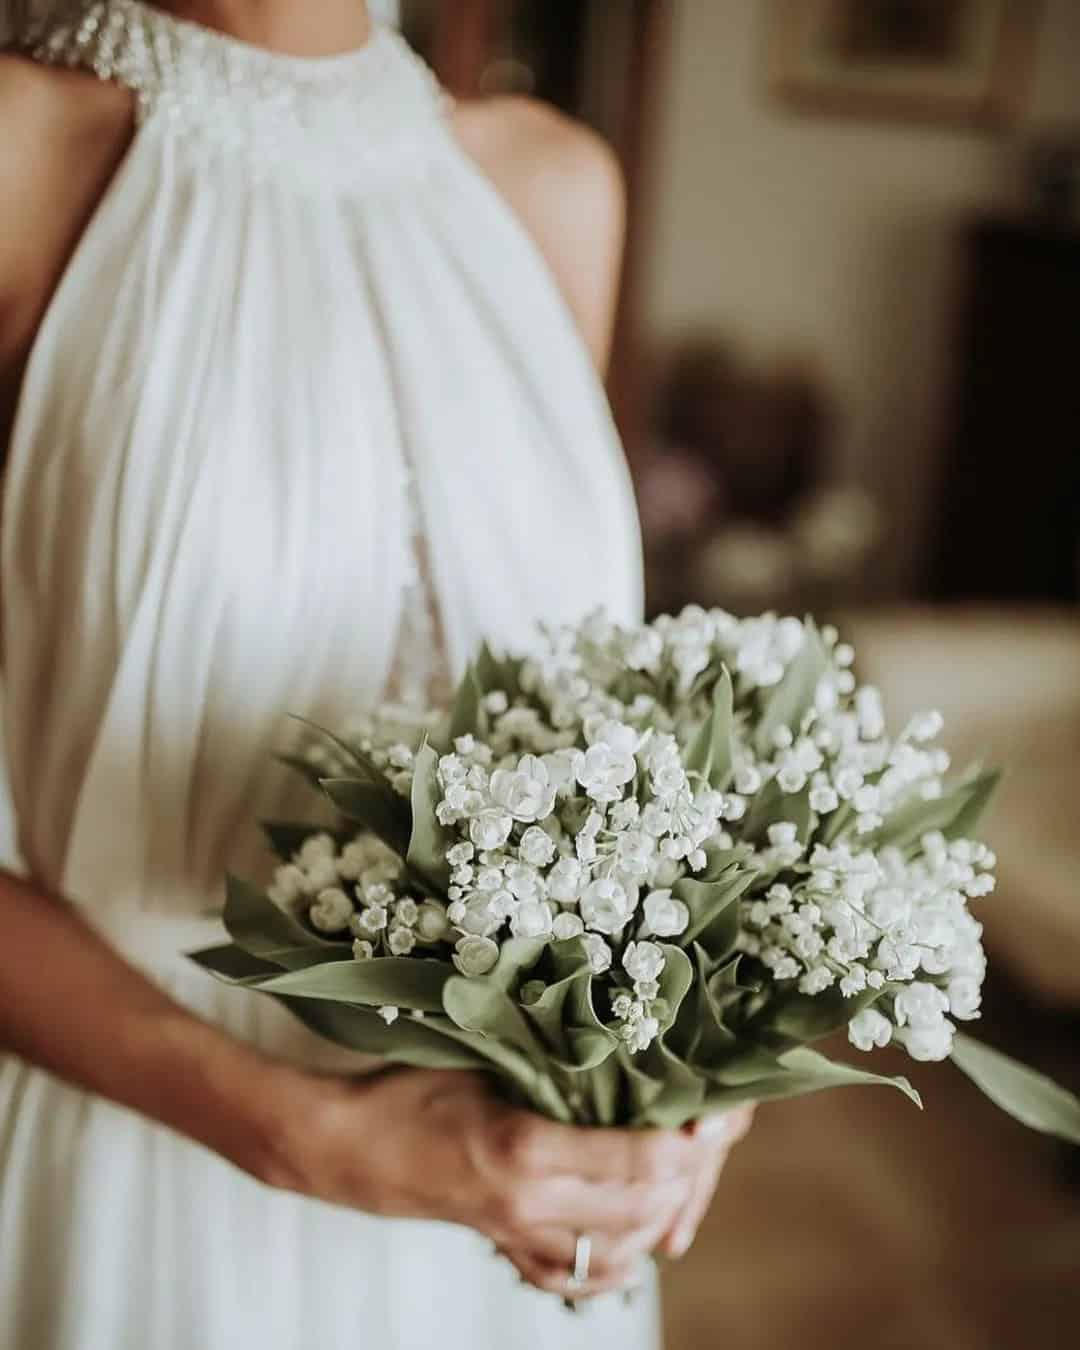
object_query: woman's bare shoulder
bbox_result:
[0,54,131,358]
[451,96,625,373]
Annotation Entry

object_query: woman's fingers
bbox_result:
[493,1109,700,1186]
[520,1195,688,1274]
[658,1106,757,1258]
[527,1174,690,1236]
[498,1245,647,1300]
[658,1150,724,1258]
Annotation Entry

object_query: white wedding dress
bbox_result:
[0,3,653,1347]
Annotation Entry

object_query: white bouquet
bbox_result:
[193,609,1080,1141]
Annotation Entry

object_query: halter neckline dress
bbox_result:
[0,3,649,1347]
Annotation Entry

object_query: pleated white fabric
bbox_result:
[0,4,652,1347]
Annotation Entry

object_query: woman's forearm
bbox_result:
[0,869,304,1183]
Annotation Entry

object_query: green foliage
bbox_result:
[222,876,341,970]
[753,620,829,756]
[950,1033,1080,1145]
[320,777,411,858]
[249,957,453,1012]
[407,741,453,891]
[683,668,734,789]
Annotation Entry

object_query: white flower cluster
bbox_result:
[275,607,997,1063]
[269,831,451,962]
[429,716,724,1051]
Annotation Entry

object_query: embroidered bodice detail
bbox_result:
[18,1,447,190]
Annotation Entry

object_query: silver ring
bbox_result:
[569,1233,592,1288]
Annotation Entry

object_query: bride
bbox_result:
[0,3,752,1346]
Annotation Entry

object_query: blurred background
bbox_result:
[383,1,1080,1345]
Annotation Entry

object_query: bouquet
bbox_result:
[193,608,1080,1143]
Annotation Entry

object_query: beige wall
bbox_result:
[642,0,1080,591]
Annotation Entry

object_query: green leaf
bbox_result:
[630,1039,706,1129]
[522,970,583,1058]
[475,641,522,700]
[683,668,734,789]
[579,1055,622,1126]
[944,768,1002,840]
[321,777,411,857]
[950,1033,1080,1145]
[187,943,283,984]
[754,620,829,756]
[441,976,572,1121]
[742,779,815,846]
[488,937,547,992]
[442,973,546,1062]
[674,866,759,956]
[449,665,485,743]
[868,769,1000,853]
[669,944,737,1065]
[274,998,485,1070]
[701,1045,921,1111]
[406,741,452,891]
[250,957,453,1011]
[222,876,341,969]
[655,944,694,1032]
[764,982,887,1045]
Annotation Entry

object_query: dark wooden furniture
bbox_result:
[933,220,1080,602]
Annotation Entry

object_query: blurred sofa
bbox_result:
[841,606,1080,1009]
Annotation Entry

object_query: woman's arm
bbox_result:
[0,868,715,1293]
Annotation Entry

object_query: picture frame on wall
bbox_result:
[767,0,1043,130]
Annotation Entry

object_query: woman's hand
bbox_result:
[658,1105,756,1259]
[267,1066,719,1297]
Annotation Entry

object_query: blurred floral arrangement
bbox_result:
[636,336,881,616]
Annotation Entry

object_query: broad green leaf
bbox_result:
[579,1054,621,1126]
[321,777,411,857]
[950,1033,1080,1145]
[630,1039,706,1129]
[943,768,1002,841]
[621,1046,664,1118]
[187,943,283,984]
[754,620,829,756]
[522,970,583,1057]
[700,1045,920,1111]
[406,741,452,891]
[274,997,485,1069]
[742,779,815,846]
[764,982,886,1045]
[251,957,453,1011]
[655,944,694,1032]
[868,769,1000,853]
[474,641,522,701]
[449,665,485,743]
[669,944,734,1064]
[548,935,594,983]
[675,867,758,956]
[487,937,547,992]
[553,954,619,1071]
[443,973,546,1062]
[440,978,572,1121]
[683,668,734,789]
[223,876,342,968]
